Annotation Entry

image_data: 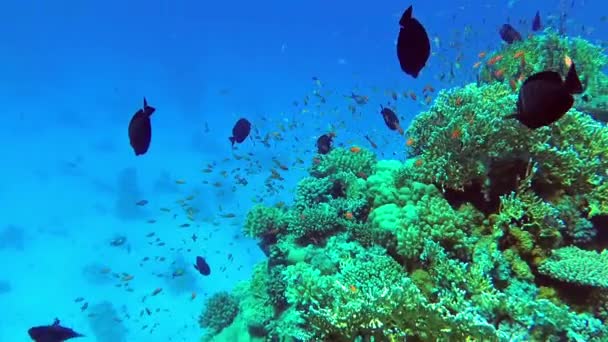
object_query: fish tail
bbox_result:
[143,97,156,116]
[565,62,584,94]
[399,6,413,26]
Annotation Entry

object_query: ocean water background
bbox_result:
[0,0,606,340]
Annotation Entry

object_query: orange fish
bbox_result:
[513,50,525,59]
[190,292,197,301]
[487,55,503,66]
[478,51,486,58]
[422,84,435,93]
[406,137,415,146]
[344,211,354,220]
[350,146,361,153]
[564,54,572,68]
[349,284,357,293]
[451,128,462,139]
[494,69,505,79]
[473,61,482,69]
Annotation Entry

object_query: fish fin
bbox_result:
[565,62,584,94]
[53,318,60,326]
[399,6,413,26]
[504,113,518,120]
[229,136,236,146]
[193,264,198,271]
[143,97,156,116]
[523,71,562,86]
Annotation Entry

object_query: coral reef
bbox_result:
[199,292,239,335]
[478,29,608,122]
[201,31,608,341]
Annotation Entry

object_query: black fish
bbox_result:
[193,256,210,276]
[396,5,430,78]
[229,118,251,146]
[380,105,404,135]
[509,62,583,129]
[316,133,335,154]
[499,24,522,44]
[28,318,84,342]
[532,11,542,31]
[128,97,156,156]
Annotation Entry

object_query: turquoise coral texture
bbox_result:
[201,31,608,342]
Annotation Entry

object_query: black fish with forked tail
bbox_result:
[128,97,156,156]
[316,132,335,154]
[194,255,211,276]
[28,318,84,342]
[532,11,542,31]
[396,5,430,78]
[507,61,583,129]
[229,118,251,146]
[499,24,522,44]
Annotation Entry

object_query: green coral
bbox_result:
[199,291,239,333]
[288,202,341,239]
[228,262,276,338]
[538,246,608,289]
[203,31,608,342]
[405,82,535,189]
[310,147,376,178]
[243,205,289,238]
[294,176,333,209]
[368,171,480,260]
[479,29,608,120]
[555,195,596,244]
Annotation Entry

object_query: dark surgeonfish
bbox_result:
[380,105,404,135]
[499,24,522,44]
[316,132,335,154]
[229,118,251,146]
[28,318,84,342]
[194,256,211,276]
[128,97,156,156]
[509,61,583,129]
[532,11,542,31]
[396,5,430,78]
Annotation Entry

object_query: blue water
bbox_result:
[1,0,606,341]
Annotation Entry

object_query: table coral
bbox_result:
[538,246,608,289]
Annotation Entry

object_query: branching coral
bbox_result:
[405,82,538,190]
[244,205,289,238]
[538,246,608,289]
[310,147,376,178]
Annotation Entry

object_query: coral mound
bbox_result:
[201,32,608,341]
